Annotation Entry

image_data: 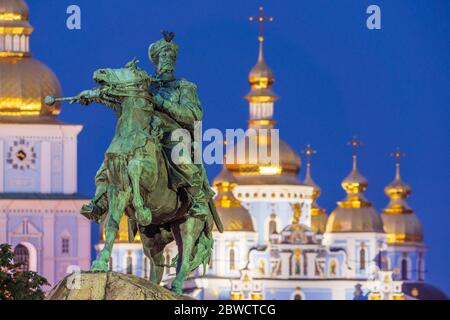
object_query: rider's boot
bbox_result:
[187,187,210,220]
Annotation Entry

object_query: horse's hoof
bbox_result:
[136,207,152,226]
[171,286,183,296]
[90,259,109,272]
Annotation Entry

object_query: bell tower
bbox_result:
[0,0,90,288]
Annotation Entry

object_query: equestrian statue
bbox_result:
[45,31,223,295]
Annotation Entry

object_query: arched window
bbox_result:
[165,253,171,274]
[61,238,70,254]
[14,244,29,271]
[257,259,266,276]
[385,256,391,270]
[229,248,236,271]
[329,259,337,276]
[401,258,408,280]
[303,254,308,275]
[60,230,71,255]
[293,249,301,275]
[268,214,278,238]
[292,287,304,300]
[126,251,133,274]
[418,255,425,281]
[360,248,366,270]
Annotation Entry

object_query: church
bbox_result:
[98,7,447,300]
[0,0,90,288]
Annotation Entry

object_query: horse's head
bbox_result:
[93,58,151,89]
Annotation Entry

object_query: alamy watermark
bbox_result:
[66,5,81,30]
[367,5,381,30]
[169,121,280,168]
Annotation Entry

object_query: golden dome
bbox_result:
[0,0,62,122]
[245,41,278,103]
[302,144,327,234]
[0,0,30,25]
[100,214,141,243]
[213,167,255,232]
[381,149,423,244]
[325,139,384,233]
[326,207,383,233]
[225,137,301,185]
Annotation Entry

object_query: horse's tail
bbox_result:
[169,218,214,274]
[189,226,214,275]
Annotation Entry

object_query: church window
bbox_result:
[257,259,266,276]
[268,213,278,239]
[293,249,301,275]
[292,287,304,300]
[126,251,133,274]
[229,248,236,271]
[303,254,308,275]
[329,259,337,276]
[359,247,366,270]
[401,258,408,280]
[14,244,29,271]
[418,255,424,281]
[62,238,70,254]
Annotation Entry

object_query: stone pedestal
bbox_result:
[46,272,193,300]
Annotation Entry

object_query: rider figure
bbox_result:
[148,31,214,219]
[80,32,214,223]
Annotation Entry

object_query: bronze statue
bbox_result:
[46,32,223,295]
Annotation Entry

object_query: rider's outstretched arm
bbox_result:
[76,88,102,106]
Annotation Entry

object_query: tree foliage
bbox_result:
[0,243,49,300]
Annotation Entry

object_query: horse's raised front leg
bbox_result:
[171,217,204,295]
[128,159,153,226]
[91,185,130,272]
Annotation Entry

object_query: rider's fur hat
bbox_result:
[148,31,179,64]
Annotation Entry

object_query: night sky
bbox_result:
[28,0,449,295]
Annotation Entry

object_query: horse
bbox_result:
[56,59,218,294]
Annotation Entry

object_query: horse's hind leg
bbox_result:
[91,185,130,272]
[140,225,174,284]
[128,159,153,226]
[171,217,204,295]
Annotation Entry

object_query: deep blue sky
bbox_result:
[28,1,449,295]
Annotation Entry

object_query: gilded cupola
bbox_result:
[381,148,423,244]
[0,0,62,122]
[225,6,301,185]
[325,137,384,233]
[302,144,327,234]
[245,6,278,106]
[213,166,255,232]
[101,214,141,243]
